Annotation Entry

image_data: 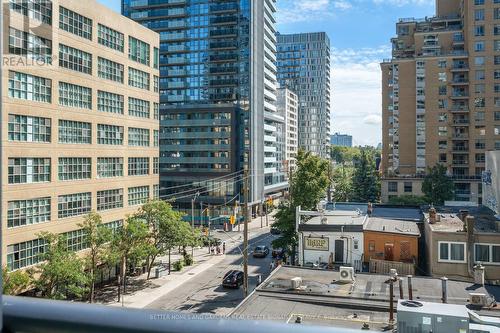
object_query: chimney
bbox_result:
[466,215,475,235]
[429,207,437,224]
[466,216,475,278]
[367,202,373,216]
[473,264,485,286]
[460,209,469,222]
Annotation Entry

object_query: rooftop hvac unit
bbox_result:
[469,293,490,307]
[397,300,469,333]
[290,277,302,289]
[339,266,354,283]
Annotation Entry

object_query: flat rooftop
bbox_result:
[325,203,422,222]
[425,206,499,233]
[231,266,500,326]
[365,217,420,236]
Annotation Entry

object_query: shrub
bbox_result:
[184,254,193,266]
[173,260,184,271]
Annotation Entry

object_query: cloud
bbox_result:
[372,0,433,6]
[330,46,391,146]
[298,0,330,10]
[333,0,353,10]
[277,0,337,24]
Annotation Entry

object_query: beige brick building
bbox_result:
[381,0,500,203]
[1,0,159,270]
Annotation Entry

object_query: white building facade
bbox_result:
[277,87,298,174]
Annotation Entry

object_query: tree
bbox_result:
[177,221,200,262]
[331,166,353,202]
[351,148,380,202]
[34,232,88,300]
[79,211,112,303]
[272,150,330,262]
[388,194,429,206]
[111,216,149,301]
[422,164,454,205]
[136,200,184,279]
[2,267,31,295]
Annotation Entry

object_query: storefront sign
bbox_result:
[304,236,329,251]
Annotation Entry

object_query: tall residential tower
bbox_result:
[2,0,159,269]
[276,32,331,158]
[381,0,500,203]
[123,0,285,217]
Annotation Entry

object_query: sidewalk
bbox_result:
[96,211,276,309]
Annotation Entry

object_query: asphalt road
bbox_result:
[145,226,277,315]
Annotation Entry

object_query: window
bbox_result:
[475,56,485,66]
[105,220,123,233]
[154,75,159,93]
[128,97,150,118]
[128,127,150,146]
[58,120,91,144]
[58,157,91,181]
[496,56,500,65]
[400,241,411,261]
[475,41,485,52]
[495,70,500,80]
[475,25,485,36]
[476,70,485,80]
[154,103,159,120]
[129,36,150,66]
[475,9,485,21]
[353,240,359,250]
[439,86,447,95]
[97,124,124,145]
[7,238,47,270]
[128,157,149,176]
[439,242,466,262]
[97,189,123,211]
[59,6,92,40]
[474,0,484,4]
[153,47,159,69]
[8,71,51,102]
[8,158,51,184]
[439,140,447,149]
[9,27,52,64]
[153,157,159,174]
[65,228,88,252]
[128,186,150,206]
[154,130,159,147]
[475,97,485,108]
[59,44,92,74]
[496,41,500,52]
[98,24,124,52]
[495,8,500,20]
[8,114,51,142]
[495,112,500,121]
[153,184,159,199]
[496,141,500,150]
[404,182,412,193]
[495,84,500,93]
[59,82,91,109]
[495,98,500,107]
[496,126,500,135]
[475,244,500,264]
[475,84,485,94]
[98,90,124,114]
[58,192,91,218]
[439,153,447,163]
[97,157,123,178]
[388,182,397,192]
[9,0,52,24]
[495,25,500,36]
[128,67,150,90]
[7,197,51,228]
[438,127,448,136]
[98,57,124,83]
[475,111,485,121]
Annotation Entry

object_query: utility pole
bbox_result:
[260,200,263,228]
[243,169,249,297]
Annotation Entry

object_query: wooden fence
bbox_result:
[369,258,415,276]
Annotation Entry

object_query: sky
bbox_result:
[98,0,436,146]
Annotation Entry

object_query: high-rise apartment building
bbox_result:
[381,0,500,204]
[331,133,353,147]
[277,86,298,173]
[1,0,159,269]
[123,0,285,217]
[276,32,331,158]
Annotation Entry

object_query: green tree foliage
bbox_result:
[34,232,88,300]
[331,166,353,202]
[330,146,361,166]
[388,194,429,206]
[136,200,184,279]
[351,148,381,202]
[2,267,31,295]
[422,164,454,205]
[272,150,330,259]
[78,211,112,303]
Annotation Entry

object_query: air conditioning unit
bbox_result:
[290,277,302,289]
[470,293,488,307]
[339,266,355,282]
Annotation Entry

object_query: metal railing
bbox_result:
[2,296,364,333]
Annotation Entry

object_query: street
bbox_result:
[145,225,277,315]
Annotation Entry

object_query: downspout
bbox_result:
[296,206,302,266]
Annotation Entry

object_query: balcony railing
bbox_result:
[2,296,364,333]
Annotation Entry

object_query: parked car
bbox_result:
[272,247,285,258]
[253,245,270,258]
[270,226,281,235]
[222,270,243,288]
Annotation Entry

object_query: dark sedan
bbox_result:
[252,245,270,258]
[222,270,243,288]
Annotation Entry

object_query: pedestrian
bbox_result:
[210,246,215,255]
[269,260,274,271]
[222,242,226,254]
